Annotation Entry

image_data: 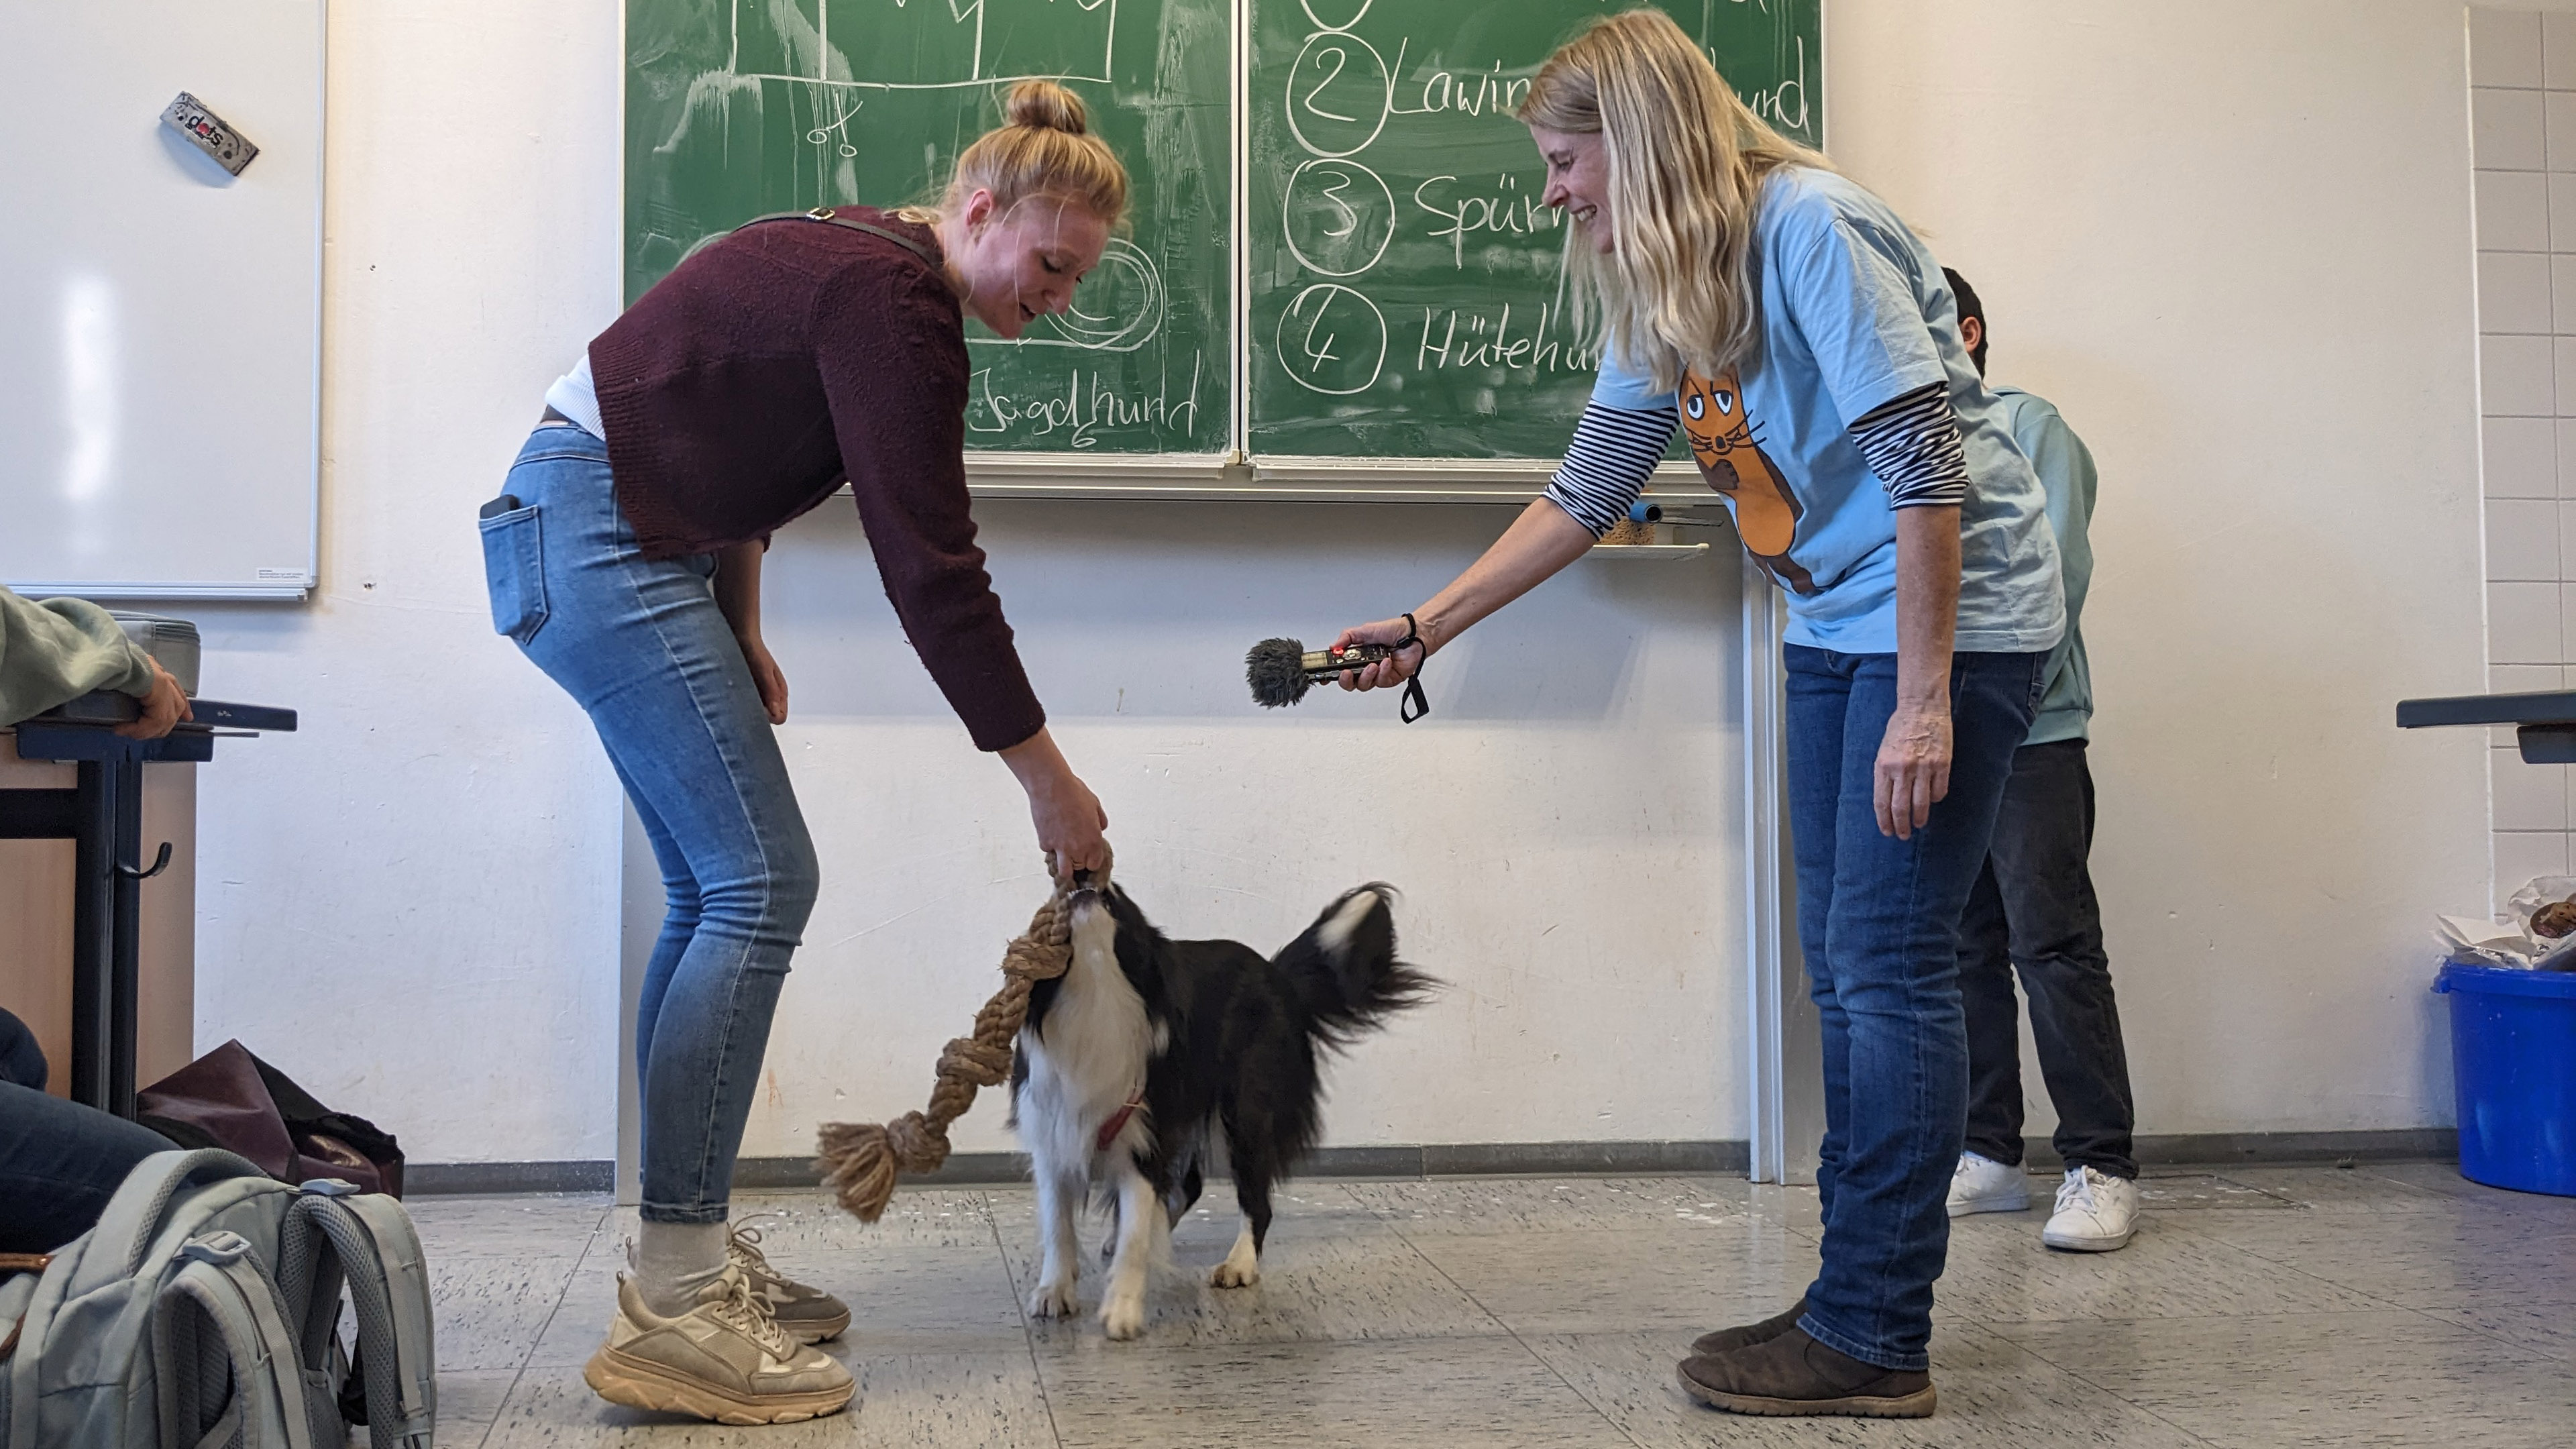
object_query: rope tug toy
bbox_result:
[813,860,1087,1222]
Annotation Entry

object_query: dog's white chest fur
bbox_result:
[1017,896,1156,1166]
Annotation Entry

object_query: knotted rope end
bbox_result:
[816,864,1093,1225]
[814,1119,900,1223]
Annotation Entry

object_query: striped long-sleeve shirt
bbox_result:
[1552,168,2063,656]
[1541,380,1969,539]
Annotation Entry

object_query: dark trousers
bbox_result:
[0,1008,171,1252]
[1957,739,2137,1179]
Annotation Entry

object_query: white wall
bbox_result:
[2462,8,2576,898]
[186,0,2500,1165]
[1826,0,2493,1136]
[186,1,1745,1167]
[189,3,630,1163]
[747,504,1741,1156]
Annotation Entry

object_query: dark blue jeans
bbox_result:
[1784,644,2045,1371]
[0,1010,170,1252]
[480,425,819,1224]
[0,1083,171,1252]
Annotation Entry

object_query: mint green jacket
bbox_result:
[0,590,155,728]
[1994,387,2096,745]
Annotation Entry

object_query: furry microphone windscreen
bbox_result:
[1246,638,1312,708]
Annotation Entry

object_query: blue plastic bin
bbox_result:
[2434,963,2576,1195]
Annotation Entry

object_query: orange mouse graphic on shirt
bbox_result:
[1679,368,1816,594]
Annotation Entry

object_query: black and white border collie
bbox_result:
[1009,868,1432,1338]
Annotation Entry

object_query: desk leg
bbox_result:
[69,759,116,1112]
[66,754,144,1118]
[109,753,144,1118]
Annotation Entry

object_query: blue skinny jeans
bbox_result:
[480,425,817,1224]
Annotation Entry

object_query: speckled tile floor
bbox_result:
[411,1164,2576,1447]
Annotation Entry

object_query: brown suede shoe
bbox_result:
[1676,1327,1935,1418]
[1687,1297,1807,1358]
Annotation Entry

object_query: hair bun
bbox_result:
[1004,79,1089,136]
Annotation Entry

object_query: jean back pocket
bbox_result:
[478,504,549,645]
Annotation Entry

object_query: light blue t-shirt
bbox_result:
[1994,386,2096,745]
[1593,168,2063,655]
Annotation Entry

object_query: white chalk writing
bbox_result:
[1412,172,1561,268]
[1415,303,1595,377]
[1387,48,1534,119]
[968,351,1205,449]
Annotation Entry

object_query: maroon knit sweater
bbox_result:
[589,209,1043,753]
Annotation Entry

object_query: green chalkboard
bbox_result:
[625,1,1819,461]
[625,0,1234,455]
[1247,0,1820,458]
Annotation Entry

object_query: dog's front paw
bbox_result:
[1028,1279,1079,1320]
[1099,1289,1147,1340]
[1212,1230,1262,1289]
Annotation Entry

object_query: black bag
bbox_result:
[136,1040,405,1197]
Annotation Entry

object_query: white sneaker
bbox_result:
[2042,1166,2139,1252]
[1946,1152,2030,1216]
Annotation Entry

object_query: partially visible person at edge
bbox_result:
[1935,268,2141,1253]
[0,1006,174,1255]
[481,80,1121,1426]
[1329,11,2061,1419]
[0,593,191,1256]
[0,586,191,740]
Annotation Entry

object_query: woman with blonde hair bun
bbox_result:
[482,78,1126,1426]
[1331,11,2063,1419]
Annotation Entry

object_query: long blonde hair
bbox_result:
[1517,9,1830,391]
[900,80,1130,229]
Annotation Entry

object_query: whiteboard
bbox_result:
[0,1,324,600]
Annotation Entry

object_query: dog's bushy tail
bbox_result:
[1273,883,1436,1049]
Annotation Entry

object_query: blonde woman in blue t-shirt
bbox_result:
[1332,9,2063,1419]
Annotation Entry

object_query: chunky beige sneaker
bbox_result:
[583,1267,855,1425]
[728,1220,852,1343]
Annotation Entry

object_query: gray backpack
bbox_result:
[0,1148,437,1449]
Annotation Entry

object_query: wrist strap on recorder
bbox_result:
[1395,613,1430,724]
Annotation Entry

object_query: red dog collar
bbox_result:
[1095,1097,1144,1152]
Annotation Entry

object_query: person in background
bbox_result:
[0,592,191,1252]
[0,587,191,739]
[0,1007,172,1254]
[1937,268,2140,1251]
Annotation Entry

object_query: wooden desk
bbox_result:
[0,734,195,1102]
[0,701,294,1114]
